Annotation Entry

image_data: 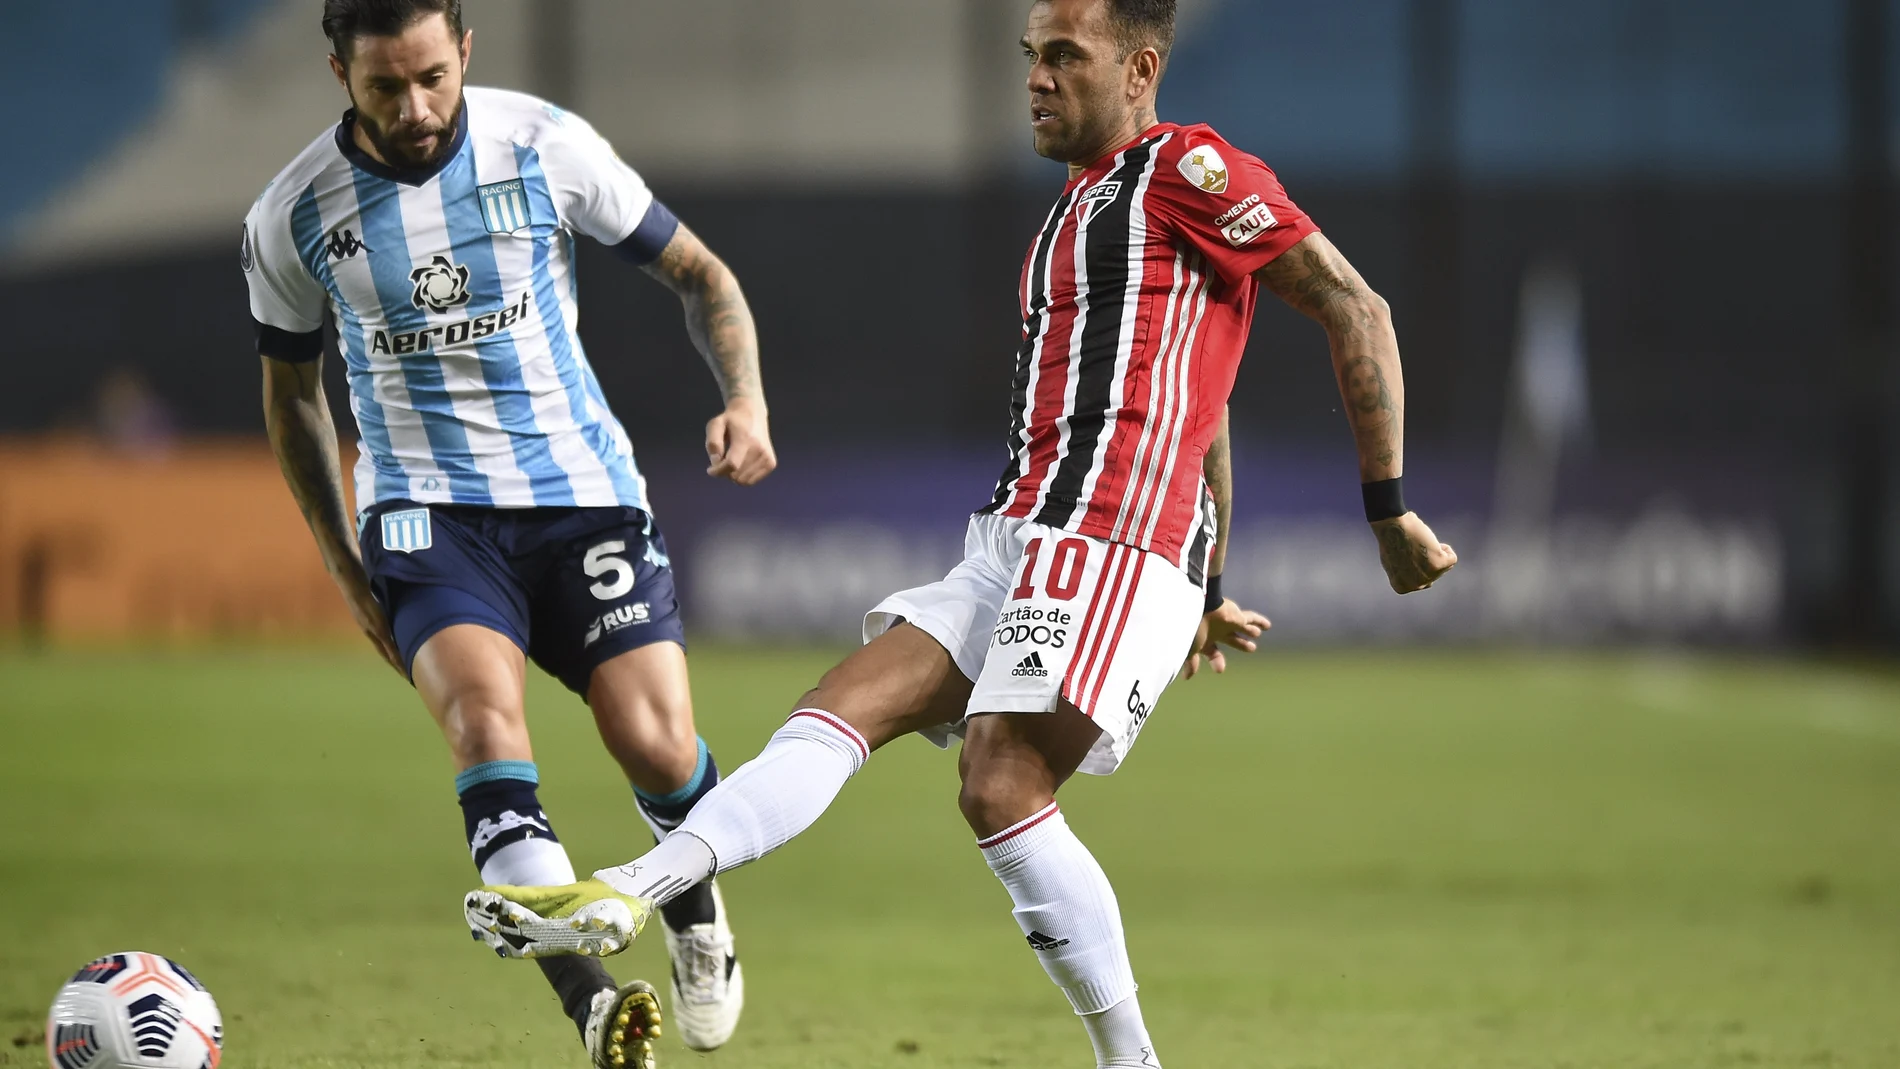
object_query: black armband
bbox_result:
[610,199,680,266]
[1202,573,1224,614]
[256,320,322,363]
[1361,477,1407,523]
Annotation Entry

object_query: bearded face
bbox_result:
[331,11,469,171]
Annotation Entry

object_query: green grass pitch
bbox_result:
[3,646,1898,1068]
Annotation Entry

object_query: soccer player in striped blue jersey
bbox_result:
[245,2,765,1064]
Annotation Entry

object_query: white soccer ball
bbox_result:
[45,953,223,1069]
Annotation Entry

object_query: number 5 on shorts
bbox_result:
[584,541,635,600]
[1011,537,1089,602]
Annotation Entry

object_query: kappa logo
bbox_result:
[410,255,471,313]
[1012,651,1051,678]
[1177,145,1230,194]
[325,227,373,261]
[239,223,255,273]
[584,602,651,647]
[468,809,551,858]
[1025,930,1070,951]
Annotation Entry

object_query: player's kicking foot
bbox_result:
[464,879,654,959]
[582,980,663,1069]
[662,881,745,1051]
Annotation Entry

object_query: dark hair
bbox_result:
[1104,0,1175,66]
[322,0,464,66]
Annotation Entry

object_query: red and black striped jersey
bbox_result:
[980,122,1318,568]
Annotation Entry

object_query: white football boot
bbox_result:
[661,880,745,1051]
[582,980,663,1069]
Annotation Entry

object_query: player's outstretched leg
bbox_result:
[465,709,866,959]
[467,624,967,960]
[593,644,745,1052]
[961,710,1163,1069]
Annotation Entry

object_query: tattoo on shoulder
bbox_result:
[1261,244,1379,334]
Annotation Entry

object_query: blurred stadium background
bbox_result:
[7,0,1900,648]
[4,2,1899,1067]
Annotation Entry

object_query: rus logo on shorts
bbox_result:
[381,508,433,554]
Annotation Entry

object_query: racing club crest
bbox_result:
[1177,146,1230,194]
[478,180,533,234]
[410,255,471,313]
[380,508,433,553]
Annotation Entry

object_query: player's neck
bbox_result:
[1065,106,1161,179]
[350,118,393,169]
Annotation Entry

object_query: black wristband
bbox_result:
[1202,573,1223,614]
[1362,477,1407,523]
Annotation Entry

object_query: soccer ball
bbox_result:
[45,953,223,1069]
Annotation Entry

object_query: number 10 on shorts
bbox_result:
[1011,536,1089,602]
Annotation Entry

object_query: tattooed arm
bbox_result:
[1255,233,1402,481]
[1203,406,1234,580]
[640,223,777,486]
[1256,232,1457,593]
[1184,406,1270,678]
[260,353,401,671]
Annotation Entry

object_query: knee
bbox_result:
[596,697,697,771]
[958,761,1041,837]
[441,692,525,760]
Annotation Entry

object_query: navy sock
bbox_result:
[634,740,721,930]
[456,762,568,878]
[457,761,614,1036]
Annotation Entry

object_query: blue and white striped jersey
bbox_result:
[243,87,677,512]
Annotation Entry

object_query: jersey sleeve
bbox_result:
[1148,133,1319,285]
[535,110,679,264]
[243,194,327,361]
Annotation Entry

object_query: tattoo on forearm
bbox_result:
[1259,236,1404,479]
[646,227,763,404]
[265,365,358,578]
[1203,412,1233,576]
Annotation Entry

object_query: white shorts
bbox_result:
[864,513,1205,775]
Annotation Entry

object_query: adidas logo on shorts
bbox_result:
[1012,652,1050,678]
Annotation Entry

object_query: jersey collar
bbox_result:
[334,99,469,187]
[1067,122,1177,189]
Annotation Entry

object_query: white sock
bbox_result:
[980,803,1159,1068]
[479,836,578,886]
[1081,999,1161,1069]
[597,709,868,902]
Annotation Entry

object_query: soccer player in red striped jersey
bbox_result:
[466,1,1457,1064]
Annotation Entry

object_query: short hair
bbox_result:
[1105,0,1175,66]
[322,0,464,66]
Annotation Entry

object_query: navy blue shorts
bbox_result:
[358,500,686,697]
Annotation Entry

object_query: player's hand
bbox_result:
[1183,598,1270,679]
[1371,511,1457,593]
[344,584,404,676]
[706,396,777,486]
